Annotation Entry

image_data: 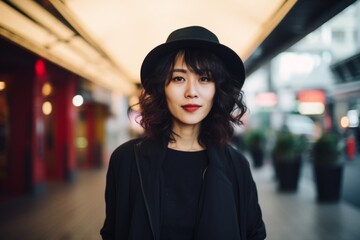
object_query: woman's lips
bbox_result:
[181,104,201,112]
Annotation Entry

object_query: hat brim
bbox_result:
[140,39,245,89]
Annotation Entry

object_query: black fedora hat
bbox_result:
[140,26,245,89]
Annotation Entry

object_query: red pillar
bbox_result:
[32,60,47,194]
[81,102,109,169]
[347,134,356,160]
[0,75,9,195]
[84,103,96,168]
[7,73,28,194]
[7,63,46,195]
[50,72,77,181]
[55,76,76,180]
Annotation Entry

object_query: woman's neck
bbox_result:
[168,124,204,151]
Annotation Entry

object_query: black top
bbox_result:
[160,148,209,240]
[100,137,266,240]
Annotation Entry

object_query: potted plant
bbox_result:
[312,132,344,202]
[245,129,266,168]
[272,131,306,192]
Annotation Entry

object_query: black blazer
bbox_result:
[100,137,266,240]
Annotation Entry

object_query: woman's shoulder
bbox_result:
[225,145,252,176]
[112,137,143,154]
[108,137,144,166]
[226,145,249,165]
[224,145,257,193]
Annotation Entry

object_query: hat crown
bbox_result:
[166,26,219,44]
[141,26,245,91]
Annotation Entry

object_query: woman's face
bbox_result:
[164,54,216,129]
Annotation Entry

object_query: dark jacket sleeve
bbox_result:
[100,141,135,240]
[245,162,266,240]
[100,151,117,240]
[228,147,266,240]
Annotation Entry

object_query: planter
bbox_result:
[314,165,343,202]
[311,133,344,203]
[274,158,302,192]
[271,131,306,191]
[245,129,266,168]
[250,149,264,168]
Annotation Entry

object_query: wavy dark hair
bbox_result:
[136,48,247,146]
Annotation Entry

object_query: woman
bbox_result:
[100,26,266,240]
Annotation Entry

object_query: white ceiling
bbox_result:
[62,0,296,84]
[0,0,297,95]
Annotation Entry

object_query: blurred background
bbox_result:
[1,0,360,239]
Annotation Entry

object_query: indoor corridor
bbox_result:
[1,161,360,240]
[1,1,360,239]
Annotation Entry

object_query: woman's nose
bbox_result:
[185,80,198,98]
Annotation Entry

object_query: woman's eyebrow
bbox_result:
[171,69,187,73]
[171,68,209,75]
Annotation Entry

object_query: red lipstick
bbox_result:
[182,104,201,112]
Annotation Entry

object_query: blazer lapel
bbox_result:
[135,137,167,240]
[195,145,241,240]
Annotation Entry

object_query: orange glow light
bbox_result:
[297,89,326,103]
[42,82,52,96]
[340,116,349,128]
[42,101,52,115]
[0,81,6,91]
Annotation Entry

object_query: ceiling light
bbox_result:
[49,41,87,68]
[69,36,102,61]
[0,1,56,46]
[9,0,75,40]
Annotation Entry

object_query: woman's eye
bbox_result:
[199,76,211,82]
[172,76,184,82]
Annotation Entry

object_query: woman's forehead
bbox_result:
[172,50,210,73]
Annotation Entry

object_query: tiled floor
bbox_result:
[1,162,360,240]
[253,162,360,240]
[0,169,106,240]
